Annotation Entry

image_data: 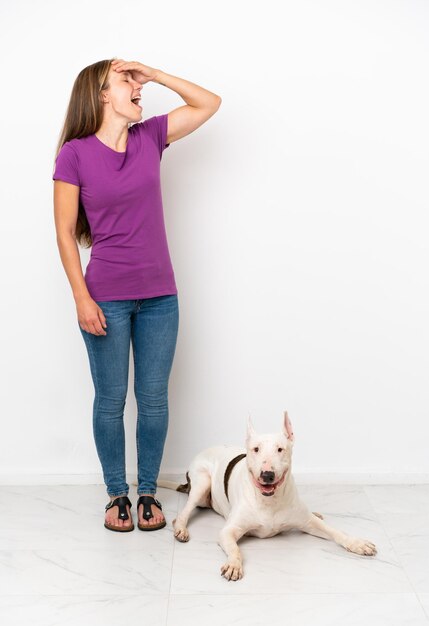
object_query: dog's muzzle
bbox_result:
[251,468,288,496]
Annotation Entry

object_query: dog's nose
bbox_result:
[260,471,275,483]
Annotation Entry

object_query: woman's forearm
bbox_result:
[152,69,221,109]
[56,235,91,302]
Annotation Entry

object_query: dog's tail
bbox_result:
[156,471,191,493]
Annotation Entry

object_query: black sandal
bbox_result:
[104,495,134,532]
[137,495,167,531]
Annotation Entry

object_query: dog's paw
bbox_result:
[172,518,190,542]
[220,559,243,581]
[344,537,377,556]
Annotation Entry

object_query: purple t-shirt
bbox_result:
[52,114,177,301]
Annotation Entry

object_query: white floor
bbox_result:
[1,482,429,625]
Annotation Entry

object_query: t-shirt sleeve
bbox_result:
[144,113,171,158]
[52,142,81,186]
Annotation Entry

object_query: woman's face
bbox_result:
[102,68,143,121]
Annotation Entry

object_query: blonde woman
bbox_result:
[53,58,221,532]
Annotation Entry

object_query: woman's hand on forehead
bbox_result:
[110,59,160,85]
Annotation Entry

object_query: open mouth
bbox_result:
[251,469,288,496]
[131,97,142,110]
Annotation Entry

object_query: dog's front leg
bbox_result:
[173,471,212,542]
[218,523,249,581]
[299,513,377,556]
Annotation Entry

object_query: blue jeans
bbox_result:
[78,294,179,498]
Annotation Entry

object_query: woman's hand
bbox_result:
[110,59,160,84]
[76,296,107,336]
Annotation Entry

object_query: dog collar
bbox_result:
[224,453,247,501]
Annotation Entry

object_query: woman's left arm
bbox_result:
[152,69,222,143]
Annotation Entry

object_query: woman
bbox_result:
[52,58,221,532]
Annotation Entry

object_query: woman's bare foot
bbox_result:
[138,493,165,527]
[105,495,133,529]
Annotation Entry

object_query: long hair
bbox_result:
[53,58,117,248]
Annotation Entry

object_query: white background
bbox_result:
[1,0,428,484]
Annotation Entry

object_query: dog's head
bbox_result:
[245,410,294,497]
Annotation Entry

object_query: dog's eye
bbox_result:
[253,447,259,453]
[278,447,283,452]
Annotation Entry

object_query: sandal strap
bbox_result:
[137,495,162,521]
[105,495,132,521]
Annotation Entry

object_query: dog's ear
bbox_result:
[246,413,256,443]
[283,410,295,444]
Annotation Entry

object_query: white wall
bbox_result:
[1,0,428,485]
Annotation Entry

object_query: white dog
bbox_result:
[158,411,377,581]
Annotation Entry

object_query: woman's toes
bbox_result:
[138,502,164,526]
[106,504,132,528]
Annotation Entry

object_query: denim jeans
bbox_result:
[78,294,179,498]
